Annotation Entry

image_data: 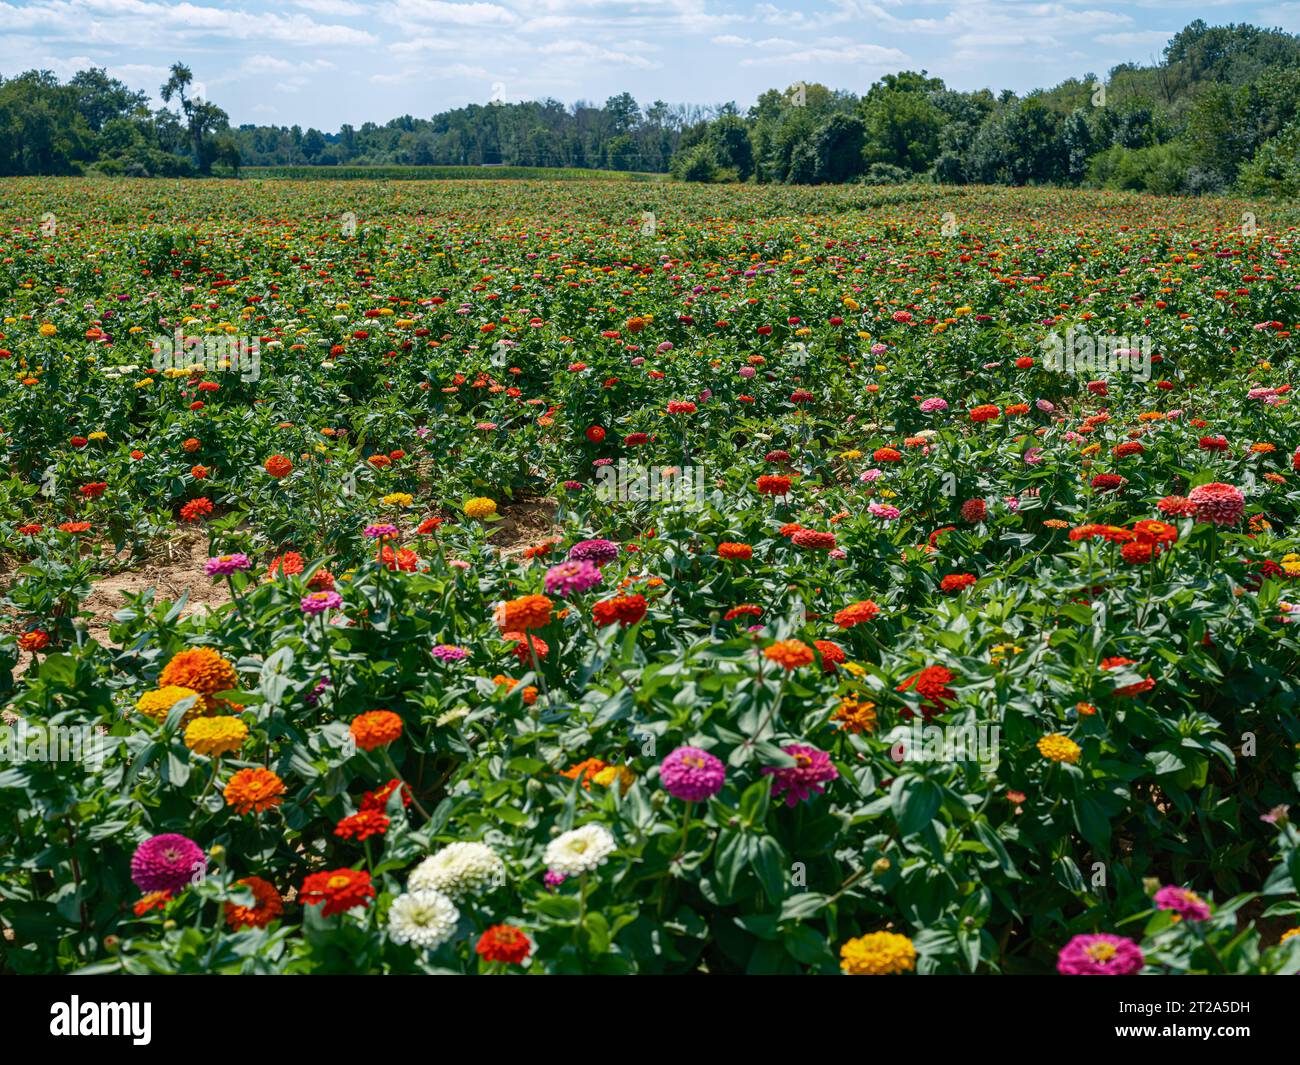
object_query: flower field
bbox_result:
[3,177,1300,975]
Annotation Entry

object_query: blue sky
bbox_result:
[1,0,1297,128]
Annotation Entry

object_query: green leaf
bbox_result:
[893,776,943,837]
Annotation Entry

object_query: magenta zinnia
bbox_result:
[1056,933,1144,975]
[544,559,603,597]
[1154,885,1211,921]
[761,743,838,807]
[130,833,205,893]
[659,746,726,802]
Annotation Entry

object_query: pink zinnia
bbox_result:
[544,559,603,597]
[568,538,620,565]
[1157,494,1196,518]
[1154,885,1211,921]
[659,746,726,802]
[301,590,343,615]
[1056,933,1144,975]
[919,397,948,413]
[1188,482,1244,526]
[762,743,838,807]
[130,833,205,893]
[204,553,250,577]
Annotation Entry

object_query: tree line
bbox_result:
[0,20,1295,196]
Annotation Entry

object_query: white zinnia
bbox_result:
[409,841,505,900]
[543,824,616,877]
[387,889,459,950]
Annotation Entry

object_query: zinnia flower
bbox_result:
[592,593,647,627]
[840,932,916,975]
[543,559,602,597]
[301,868,375,917]
[334,809,391,841]
[349,709,404,752]
[476,924,532,964]
[1056,933,1144,975]
[136,685,203,724]
[495,594,553,631]
[409,842,506,899]
[463,497,498,519]
[762,743,838,806]
[1154,885,1211,921]
[659,746,726,802]
[204,553,250,577]
[388,889,459,949]
[543,824,616,877]
[764,639,815,670]
[834,600,880,627]
[183,715,247,756]
[1188,481,1245,525]
[159,647,237,710]
[568,538,620,565]
[224,767,286,814]
[131,833,205,893]
[1037,733,1081,764]
[301,590,343,614]
[225,876,283,930]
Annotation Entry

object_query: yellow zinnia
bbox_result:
[463,497,497,519]
[840,932,916,975]
[136,685,203,725]
[184,715,248,757]
[1037,733,1081,764]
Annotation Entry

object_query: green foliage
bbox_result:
[1239,118,1300,197]
[1085,143,1195,194]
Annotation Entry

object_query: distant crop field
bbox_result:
[243,164,669,182]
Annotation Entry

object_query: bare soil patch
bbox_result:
[489,497,561,556]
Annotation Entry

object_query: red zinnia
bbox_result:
[791,529,836,551]
[300,868,375,917]
[475,924,532,964]
[592,594,648,628]
[834,600,880,627]
[898,665,957,718]
[756,474,792,496]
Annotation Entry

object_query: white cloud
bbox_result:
[739,42,909,67]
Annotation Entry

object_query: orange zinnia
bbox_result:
[224,767,285,815]
[349,709,404,752]
[834,600,881,628]
[495,594,553,632]
[764,639,815,670]
[225,876,283,930]
[159,647,238,710]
